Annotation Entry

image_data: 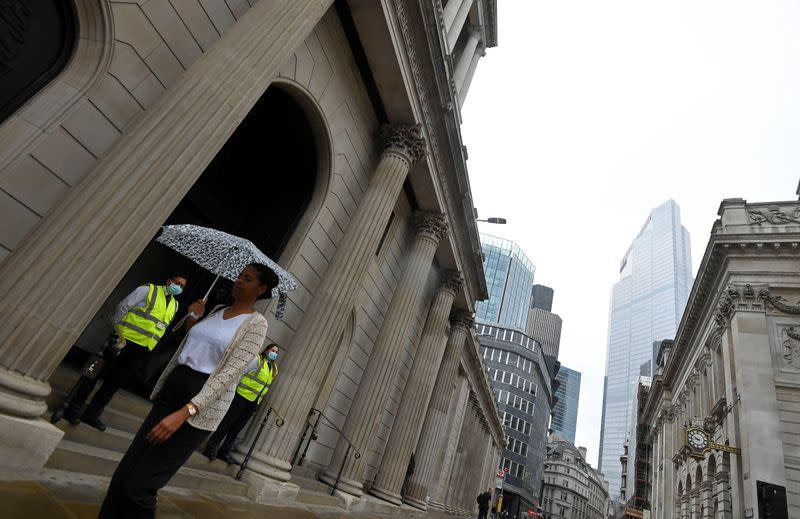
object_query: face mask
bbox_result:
[267,351,278,362]
[167,283,183,296]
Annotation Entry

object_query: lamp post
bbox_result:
[476,217,508,224]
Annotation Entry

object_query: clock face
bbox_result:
[687,429,709,450]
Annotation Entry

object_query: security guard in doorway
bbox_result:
[203,343,279,464]
[65,274,187,431]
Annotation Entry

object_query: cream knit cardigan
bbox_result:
[150,310,269,431]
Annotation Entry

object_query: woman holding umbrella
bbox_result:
[99,262,278,518]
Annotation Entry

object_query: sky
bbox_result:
[461,0,799,468]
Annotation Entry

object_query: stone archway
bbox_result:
[63,81,332,383]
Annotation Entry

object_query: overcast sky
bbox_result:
[461,1,798,468]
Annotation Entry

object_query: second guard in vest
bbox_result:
[203,343,279,464]
[65,274,187,431]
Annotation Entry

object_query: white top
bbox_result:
[177,310,251,374]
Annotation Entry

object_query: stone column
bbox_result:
[701,481,713,518]
[429,375,470,510]
[453,29,481,89]
[442,0,466,32]
[0,0,336,472]
[236,125,427,490]
[714,468,732,519]
[457,45,484,109]
[370,271,463,504]
[455,404,483,513]
[447,0,475,51]
[404,313,473,510]
[320,212,448,496]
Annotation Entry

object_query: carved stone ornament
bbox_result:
[414,211,448,243]
[450,309,475,330]
[441,270,463,294]
[781,326,800,368]
[762,291,800,315]
[748,204,800,226]
[713,283,770,329]
[381,123,427,165]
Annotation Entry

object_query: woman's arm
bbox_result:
[184,299,207,331]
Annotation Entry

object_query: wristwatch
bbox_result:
[186,402,198,416]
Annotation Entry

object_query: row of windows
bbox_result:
[500,457,525,479]
[483,346,535,375]
[487,368,538,396]
[497,389,535,417]
[501,411,532,435]
[476,323,538,351]
[506,436,528,457]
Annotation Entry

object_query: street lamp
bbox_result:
[477,217,507,224]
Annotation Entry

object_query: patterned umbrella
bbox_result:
[156,224,297,319]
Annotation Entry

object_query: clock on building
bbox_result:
[683,427,741,460]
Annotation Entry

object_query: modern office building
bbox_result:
[478,322,557,516]
[476,234,536,331]
[531,284,554,311]
[551,365,581,443]
[542,433,610,519]
[598,199,693,500]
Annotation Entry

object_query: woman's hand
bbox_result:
[146,407,190,444]
[188,299,206,319]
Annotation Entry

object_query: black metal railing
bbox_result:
[291,407,361,495]
[235,401,285,481]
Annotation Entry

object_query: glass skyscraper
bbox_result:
[597,200,692,500]
[476,233,536,331]
[551,365,581,443]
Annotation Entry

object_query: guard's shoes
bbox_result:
[81,415,107,432]
[202,447,217,461]
[63,408,81,426]
[219,452,237,465]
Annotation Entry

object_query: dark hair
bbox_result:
[247,263,279,299]
[169,273,188,282]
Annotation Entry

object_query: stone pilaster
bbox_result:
[404,313,473,510]
[453,29,481,89]
[449,401,480,513]
[238,125,427,487]
[370,271,462,504]
[428,374,470,510]
[714,470,732,519]
[321,211,448,497]
[0,0,336,472]
[458,46,485,109]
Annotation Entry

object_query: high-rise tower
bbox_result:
[597,200,692,500]
[476,233,536,330]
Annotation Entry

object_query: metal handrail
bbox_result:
[291,407,361,495]
[235,399,285,480]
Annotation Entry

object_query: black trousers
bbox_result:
[478,507,489,519]
[99,365,209,519]
[205,393,256,456]
[79,344,151,419]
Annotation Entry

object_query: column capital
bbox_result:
[381,123,427,165]
[414,211,448,243]
[449,310,474,330]
[441,270,463,295]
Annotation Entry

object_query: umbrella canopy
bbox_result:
[157,224,298,318]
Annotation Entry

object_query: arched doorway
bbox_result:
[64,83,325,385]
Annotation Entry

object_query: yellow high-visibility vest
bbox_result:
[117,284,178,351]
[237,356,277,404]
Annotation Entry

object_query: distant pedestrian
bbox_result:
[65,274,188,431]
[477,487,493,519]
[99,263,277,518]
[202,342,280,464]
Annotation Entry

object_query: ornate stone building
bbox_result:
[0,0,505,514]
[542,433,610,519]
[642,198,800,518]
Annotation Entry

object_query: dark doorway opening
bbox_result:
[63,85,318,391]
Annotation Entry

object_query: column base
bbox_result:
[0,414,64,472]
[368,484,403,505]
[319,471,364,497]
[231,449,292,482]
[239,468,300,504]
[403,494,428,510]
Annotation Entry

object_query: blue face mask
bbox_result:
[166,283,183,296]
[267,351,278,362]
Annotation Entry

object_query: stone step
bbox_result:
[46,440,248,496]
[290,471,335,495]
[294,486,345,508]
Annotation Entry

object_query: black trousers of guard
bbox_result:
[75,344,151,419]
[204,393,257,456]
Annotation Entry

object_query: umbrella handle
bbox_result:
[202,274,221,302]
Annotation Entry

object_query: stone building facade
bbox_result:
[0,0,506,514]
[641,198,800,518]
[542,433,610,519]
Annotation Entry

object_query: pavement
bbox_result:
[2,470,459,519]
